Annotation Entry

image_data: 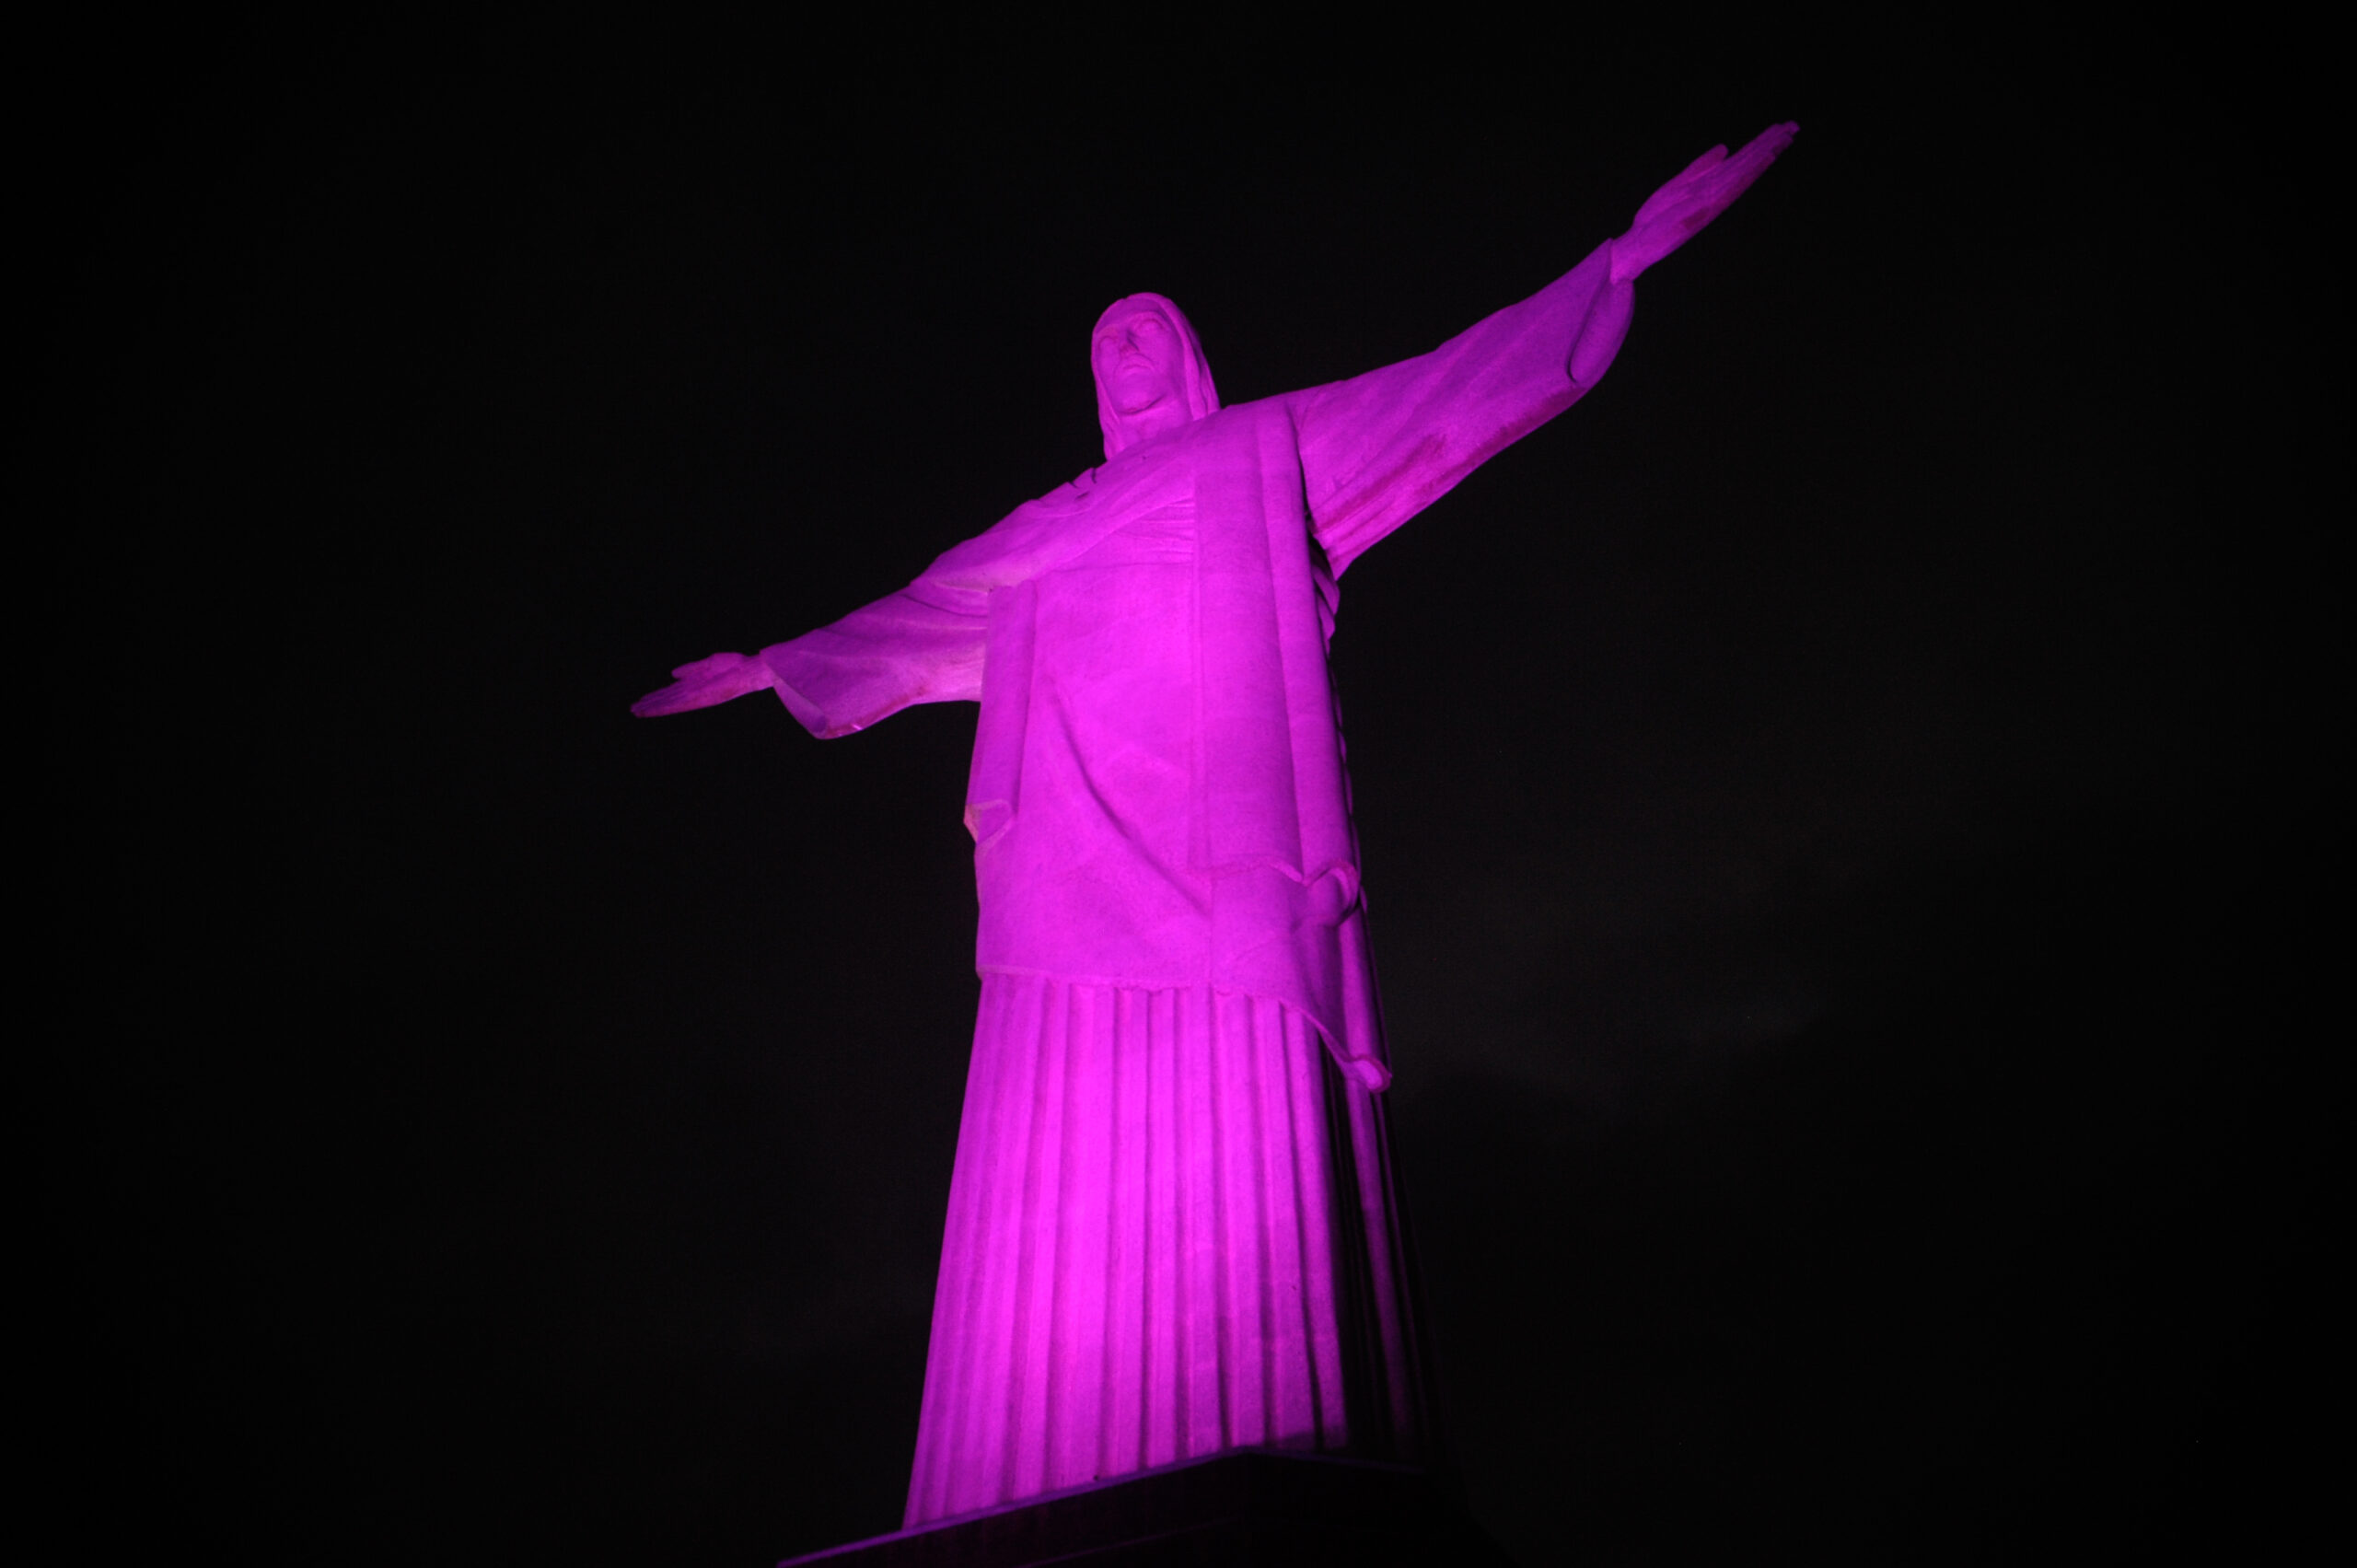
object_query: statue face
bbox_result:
[1092,306,1189,419]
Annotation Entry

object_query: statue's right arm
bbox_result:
[631,651,779,717]
[633,585,989,738]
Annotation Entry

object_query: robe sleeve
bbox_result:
[1292,240,1634,578]
[758,579,988,738]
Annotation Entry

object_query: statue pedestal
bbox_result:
[778,1450,1517,1566]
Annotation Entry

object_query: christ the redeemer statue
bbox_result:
[636,124,1795,1529]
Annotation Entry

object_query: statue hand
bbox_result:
[1610,122,1797,285]
[632,651,775,716]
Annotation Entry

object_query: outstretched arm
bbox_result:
[633,584,988,737]
[632,652,776,716]
[1296,122,1795,575]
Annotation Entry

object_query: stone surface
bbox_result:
[637,125,1796,1536]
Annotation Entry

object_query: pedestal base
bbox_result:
[778,1450,1516,1566]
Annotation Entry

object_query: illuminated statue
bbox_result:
[636,124,1795,1527]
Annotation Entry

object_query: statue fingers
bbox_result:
[1672,130,1794,233]
[1633,144,1730,226]
[632,682,695,717]
[1714,122,1797,191]
[1678,143,1731,180]
[670,650,749,680]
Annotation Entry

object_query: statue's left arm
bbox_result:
[1297,123,1794,576]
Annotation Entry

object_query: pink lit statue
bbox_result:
[637,124,1795,1527]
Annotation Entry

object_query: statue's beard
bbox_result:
[1106,375,1178,419]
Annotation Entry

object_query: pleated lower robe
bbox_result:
[904,975,1429,1526]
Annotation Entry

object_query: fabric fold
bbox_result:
[904,976,1428,1527]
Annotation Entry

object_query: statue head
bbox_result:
[1091,293,1220,460]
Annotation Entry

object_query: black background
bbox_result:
[46,17,2338,1565]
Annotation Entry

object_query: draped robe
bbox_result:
[760,242,1634,1525]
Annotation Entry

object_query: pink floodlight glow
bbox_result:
[633,123,1795,1527]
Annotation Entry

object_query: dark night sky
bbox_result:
[46,18,2339,1566]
